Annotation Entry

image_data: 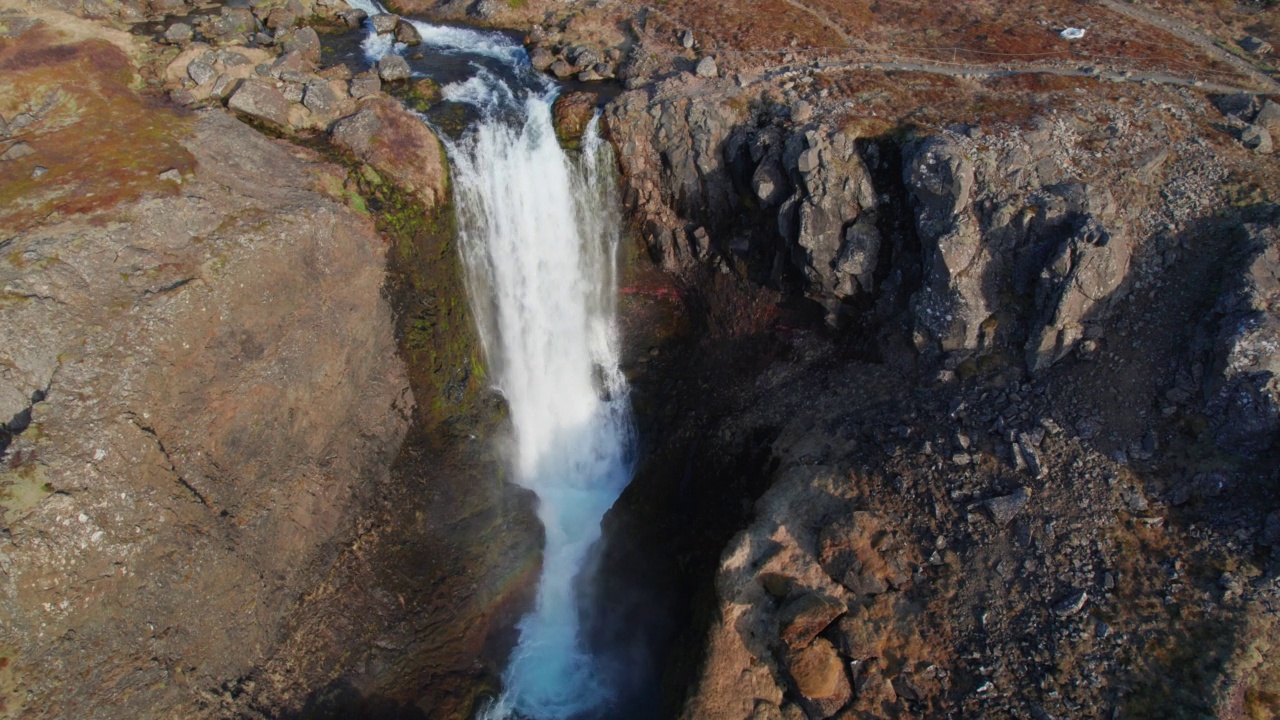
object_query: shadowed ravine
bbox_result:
[344,3,639,717]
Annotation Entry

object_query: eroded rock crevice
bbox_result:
[597,69,1280,720]
[4,0,1280,718]
[606,90,1155,380]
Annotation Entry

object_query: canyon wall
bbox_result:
[599,56,1280,720]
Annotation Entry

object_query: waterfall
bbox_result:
[346,4,637,717]
[452,95,636,720]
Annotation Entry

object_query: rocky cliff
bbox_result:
[592,10,1280,720]
[1,99,411,717]
[1,6,539,718]
[4,0,1280,718]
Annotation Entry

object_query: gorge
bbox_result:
[2,0,1280,718]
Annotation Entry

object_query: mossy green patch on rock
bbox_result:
[352,164,489,435]
[399,77,442,114]
[0,462,53,525]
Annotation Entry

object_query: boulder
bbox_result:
[695,55,718,78]
[188,58,217,85]
[530,47,555,71]
[550,59,576,79]
[269,49,316,78]
[551,91,597,145]
[149,0,185,14]
[342,8,368,27]
[981,486,1031,526]
[1242,124,1273,154]
[209,73,237,100]
[407,77,442,107]
[1026,215,1131,373]
[1256,100,1280,133]
[349,71,381,98]
[1240,35,1274,56]
[0,141,35,162]
[377,53,411,81]
[218,49,253,67]
[265,7,297,30]
[1052,589,1089,617]
[395,19,422,44]
[570,46,601,67]
[777,592,846,650]
[227,80,291,126]
[331,98,448,208]
[201,7,256,43]
[370,12,399,34]
[163,22,193,44]
[469,0,499,18]
[278,26,321,64]
[303,78,339,116]
[781,638,851,719]
[1213,93,1259,121]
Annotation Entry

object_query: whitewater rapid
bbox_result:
[347,3,637,717]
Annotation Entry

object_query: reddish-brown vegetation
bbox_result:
[0,29,194,236]
[645,0,1245,79]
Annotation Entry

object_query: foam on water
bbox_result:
[452,101,635,720]
[348,3,636,717]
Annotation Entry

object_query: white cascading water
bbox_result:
[346,3,637,717]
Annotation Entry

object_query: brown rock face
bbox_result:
[0,108,410,719]
[552,90,597,145]
[778,592,846,650]
[817,511,915,597]
[781,638,851,718]
[332,97,449,209]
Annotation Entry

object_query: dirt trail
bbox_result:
[744,55,1268,97]
[1097,0,1280,93]
[623,0,1272,95]
[774,0,854,47]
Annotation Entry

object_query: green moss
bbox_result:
[403,78,443,114]
[360,164,383,186]
[349,163,489,435]
[0,463,54,523]
[0,291,32,309]
[241,97,488,439]
[344,189,368,215]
